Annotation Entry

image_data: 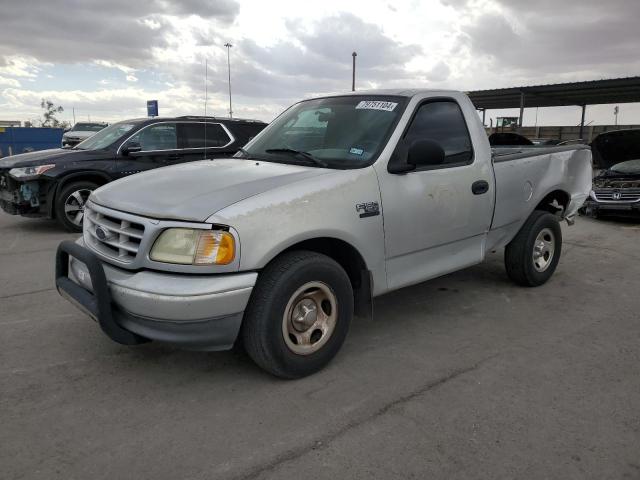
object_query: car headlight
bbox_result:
[150,228,235,265]
[9,164,56,179]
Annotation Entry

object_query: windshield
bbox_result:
[238,95,407,168]
[74,122,137,150]
[609,159,640,174]
[72,123,106,132]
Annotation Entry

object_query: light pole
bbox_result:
[224,43,233,118]
[352,51,357,91]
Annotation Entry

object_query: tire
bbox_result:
[504,210,562,287]
[242,250,354,379]
[54,180,98,232]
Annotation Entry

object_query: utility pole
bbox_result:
[352,51,357,91]
[72,107,76,125]
[204,58,208,159]
[614,105,619,126]
[224,43,233,118]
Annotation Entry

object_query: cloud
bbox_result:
[458,0,640,77]
[0,57,40,78]
[196,12,426,102]
[1,0,636,126]
[425,61,451,82]
[0,75,21,87]
[0,0,240,67]
[1,84,223,120]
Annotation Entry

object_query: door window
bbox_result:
[404,101,473,165]
[126,123,177,151]
[180,123,232,148]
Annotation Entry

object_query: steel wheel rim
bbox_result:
[282,281,338,355]
[64,189,92,227]
[532,227,555,272]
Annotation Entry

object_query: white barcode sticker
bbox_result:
[355,100,398,112]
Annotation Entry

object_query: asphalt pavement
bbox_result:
[1,212,639,480]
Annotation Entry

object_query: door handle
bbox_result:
[471,180,489,195]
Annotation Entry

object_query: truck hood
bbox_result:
[0,148,87,168]
[90,158,332,222]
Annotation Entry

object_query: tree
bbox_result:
[40,98,65,127]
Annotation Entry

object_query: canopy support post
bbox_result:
[579,104,586,140]
[518,92,525,128]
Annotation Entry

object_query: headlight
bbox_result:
[150,228,235,265]
[9,164,56,179]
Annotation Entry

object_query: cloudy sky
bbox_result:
[1,0,639,126]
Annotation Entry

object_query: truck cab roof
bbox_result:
[320,88,461,99]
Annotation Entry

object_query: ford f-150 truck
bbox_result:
[55,89,592,378]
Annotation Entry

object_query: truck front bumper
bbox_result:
[55,240,257,351]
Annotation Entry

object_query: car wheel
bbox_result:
[54,180,98,232]
[242,250,353,379]
[504,210,562,287]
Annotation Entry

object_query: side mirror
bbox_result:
[122,142,142,156]
[407,139,445,167]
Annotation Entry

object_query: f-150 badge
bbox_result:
[356,202,380,218]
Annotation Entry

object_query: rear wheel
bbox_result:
[504,210,562,287]
[242,251,353,378]
[54,180,98,232]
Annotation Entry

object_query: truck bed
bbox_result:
[487,144,592,250]
[492,144,591,162]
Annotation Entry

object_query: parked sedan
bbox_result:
[583,159,640,218]
[61,122,108,147]
[582,129,640,218]
[0,116,267,231]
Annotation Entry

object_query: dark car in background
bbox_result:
[0,116,267,231]
[583,129,640,218]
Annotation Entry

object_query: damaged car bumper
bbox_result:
[582,189,640,217]
[55,239,257,350]
[0,169,50,217]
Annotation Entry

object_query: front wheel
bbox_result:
[242,251,354,378]
[54,180,97,232]
[504,210,562,287]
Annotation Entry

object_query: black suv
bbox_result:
[0,116,267,231]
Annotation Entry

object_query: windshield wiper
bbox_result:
[235,147,265,161]
[265,148,328,167]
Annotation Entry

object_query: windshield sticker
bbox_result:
[349,147,364,156]
[356,100,398,112]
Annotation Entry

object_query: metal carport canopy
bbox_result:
[466,76,640,110]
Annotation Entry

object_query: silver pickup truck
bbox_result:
[55,89,592,378]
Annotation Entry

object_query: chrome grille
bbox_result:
[593,188,640,202]
[84,204,145,263]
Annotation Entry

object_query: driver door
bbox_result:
[376,99,494,290]
[118,123,181,176]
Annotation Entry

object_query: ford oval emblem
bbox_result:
[95,226,108,240]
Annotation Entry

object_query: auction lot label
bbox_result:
[355,100,398,111]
